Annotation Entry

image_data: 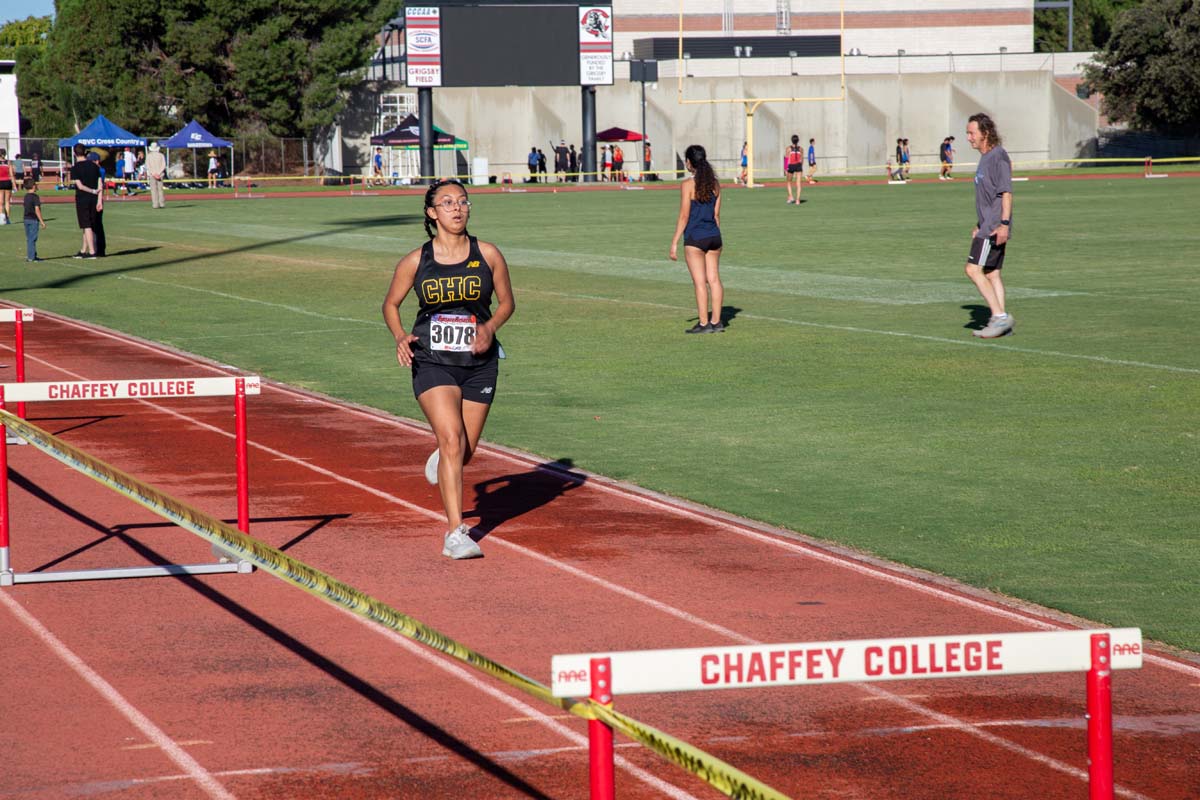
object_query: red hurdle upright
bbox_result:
[0,375,260,585]
[0,308,33,420]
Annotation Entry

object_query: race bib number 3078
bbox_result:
[430,313,476,352]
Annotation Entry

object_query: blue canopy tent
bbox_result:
[56,115,147,189]
[158,120,235,182]
[57,114,146,148]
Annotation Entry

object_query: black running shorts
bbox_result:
[967,235,1006,272]
[684,234,723,252]
[412,358,499,405]
[75,200,98,229]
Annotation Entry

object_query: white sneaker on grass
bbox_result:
[974,314,1014,339]
[442,524,483,559]
[424,449,440,485]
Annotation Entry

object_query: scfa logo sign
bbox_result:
[410,31,439,52]
[580,8,610,39]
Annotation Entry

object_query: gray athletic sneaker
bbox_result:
[424,448,440,485]
[975,314,1014,339]
[442,524,483,559]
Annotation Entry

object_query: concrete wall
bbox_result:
[346,68,1098,180]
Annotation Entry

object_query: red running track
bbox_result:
[1,308,1197,800]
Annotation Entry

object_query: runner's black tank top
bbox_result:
[411,235,499,367]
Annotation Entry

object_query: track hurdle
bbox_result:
[0,375,260,585]
[233,176,264,198]
[0,308,32,423]
[350,174,380,196]
[553,628,1143,800]
[1143,157,1168,179]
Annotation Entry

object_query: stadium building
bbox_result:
[340,0,1095,182]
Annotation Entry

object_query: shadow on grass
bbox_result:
[467,458,586,538]
[962,304,991,330]
[9,470,557,799]
[0,214,423,293]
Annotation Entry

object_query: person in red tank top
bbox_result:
[0,149,14,223]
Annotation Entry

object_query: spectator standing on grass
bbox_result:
[381,178,515,560]
[146,141,167,208]
[527,146,538,183]
[806,138,818,184]
[373,147,385,186]
[785,134,804,204]
[643,140,654,180]
[90,152,107,257]
[207,149,220,188]
[0,150,13,223]
[601,144,611,181]
[739,141,748,185]
[612,143,625,182]
[115,151,126,193]
[536,148,547,178]
[123,147,136,189]
[22,178,46,262]
[945,136,955,179]
[12,153,24,187]
[669,144,725,334]
[963,113,1014,339]
[554,139,568,182]
[71,144,100,258]
[30,152,42,186]
[568,144,578,182]
[902,138,911,180]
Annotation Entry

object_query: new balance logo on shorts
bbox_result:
[481,386,493,394]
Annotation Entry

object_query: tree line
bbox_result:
[8,0,399,144]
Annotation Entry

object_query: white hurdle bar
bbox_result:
[0,375,261,585]
[553,628,1143,800]
[0,308,34,421]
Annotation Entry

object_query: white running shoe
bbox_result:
[424,449,440,485]
[442,524,483,559]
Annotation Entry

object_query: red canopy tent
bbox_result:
[595,126,643,142]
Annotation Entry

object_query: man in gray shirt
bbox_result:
[964,112,1013,338]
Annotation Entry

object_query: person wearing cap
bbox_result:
[207,149,220,188]
[146,142,167,208]
[554,139,568,182]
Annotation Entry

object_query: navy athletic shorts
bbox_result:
[684,234,723,252]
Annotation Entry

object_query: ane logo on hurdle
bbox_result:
[553,628,1143,800]
[0,375,261,585]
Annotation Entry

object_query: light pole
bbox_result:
[630,59,658,179]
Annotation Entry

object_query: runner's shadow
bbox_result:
[717,305,743,328]
[962,304,991,330]
[22,414,123,438]
[466,459,586,538]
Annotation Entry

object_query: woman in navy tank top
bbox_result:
[382,179,516,559]
[669,144,725,333]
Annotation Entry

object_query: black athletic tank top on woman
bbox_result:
[411,235,499,367]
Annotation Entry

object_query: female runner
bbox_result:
[669,144,725,333]
[382,179,515,559]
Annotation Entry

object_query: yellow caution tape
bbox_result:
[588,700,790,800]
[0,409,791,800]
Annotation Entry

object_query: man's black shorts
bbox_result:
[967,235,1006,272]
[75,200,98,229]
[412,358,499,405]
[684,234,723,252]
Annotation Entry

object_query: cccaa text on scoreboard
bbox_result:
[550,628,1142,697]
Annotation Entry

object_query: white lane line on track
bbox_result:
[22,312,1197,797]
[0,592,236,800]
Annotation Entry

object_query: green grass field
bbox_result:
[4,175,1198,651]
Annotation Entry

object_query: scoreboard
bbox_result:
[406,2,614,88]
